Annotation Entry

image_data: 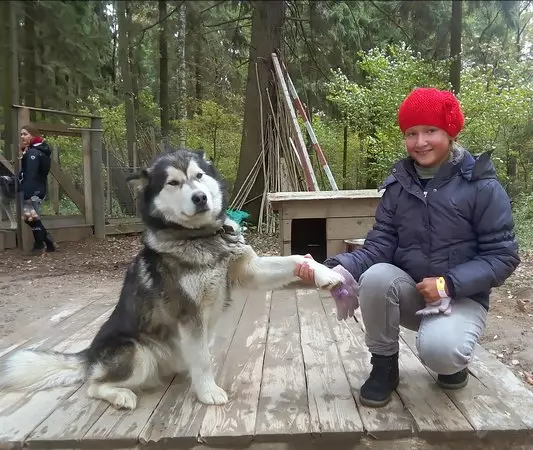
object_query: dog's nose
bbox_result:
[191,192,207,207]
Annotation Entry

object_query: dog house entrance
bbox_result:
[291,218,327,263]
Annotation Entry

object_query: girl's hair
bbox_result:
[20,123,40,137]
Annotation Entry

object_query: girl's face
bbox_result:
[404,125,452,168]
[20,129,33,148]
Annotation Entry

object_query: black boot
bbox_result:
[359,352,399,407]
[44,232,58,252]
[30,227,46,254]
[437,368,469,389]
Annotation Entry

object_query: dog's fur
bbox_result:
[0,175,16,228]
[0,149,344,410]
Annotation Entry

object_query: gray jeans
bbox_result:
[358,263,487,375]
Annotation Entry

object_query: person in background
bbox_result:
[295,87,520,407]
[18,123,57,254]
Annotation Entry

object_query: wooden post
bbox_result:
[105,142,112,216]
[14,107,34,251]
[90,118,105,238]
[82,130,93,225]
[50,147,60,214]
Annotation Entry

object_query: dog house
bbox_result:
[267,190,382,263]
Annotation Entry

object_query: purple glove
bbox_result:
[330,265,359,320]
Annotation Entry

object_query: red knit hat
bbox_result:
[397,88,464,138]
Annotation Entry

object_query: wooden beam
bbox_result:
[49,160,85,216]
[12,104,101,119]
[90,117,105,238]
[82,131,93,225]
[33,122,82,137]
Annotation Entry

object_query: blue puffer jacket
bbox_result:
[325,148,520,310]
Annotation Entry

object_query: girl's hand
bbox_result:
[416,277,449,303]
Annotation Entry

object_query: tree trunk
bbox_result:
[23,0,36,119]
[449,0,462,94]
[117,0,136,169]
[159,0,169,147]
[176,2,187,148]
[1,0,19,161]
[232,1,285,222]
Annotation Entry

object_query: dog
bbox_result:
[0,149,345,410]
[0,175,16,228]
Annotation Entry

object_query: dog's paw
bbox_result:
[196,383,229,405]
[313,264,345,289]
[108,388,138,410]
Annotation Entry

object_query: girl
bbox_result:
[19,124,57,253]
[295,87,520,407]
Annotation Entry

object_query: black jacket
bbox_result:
[325,148,520,311]
[18,141,52,200]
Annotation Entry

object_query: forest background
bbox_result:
[1,0,533,250]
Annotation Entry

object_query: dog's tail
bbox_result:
[0,348,88,391]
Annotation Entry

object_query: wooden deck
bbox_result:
[1,287,533,449]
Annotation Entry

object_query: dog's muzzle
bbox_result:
[191,191,208,213]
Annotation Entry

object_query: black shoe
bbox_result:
[437,368,469,389]
[44,233,58,252]
[359,352,399,407]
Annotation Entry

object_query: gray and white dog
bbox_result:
[0,149,344,410]
[0,175,16,228]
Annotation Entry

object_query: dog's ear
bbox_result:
[127,168,150,191]
[194,150,210,162]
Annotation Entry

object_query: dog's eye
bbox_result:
[167,180,180,186]
[196,173,203,179]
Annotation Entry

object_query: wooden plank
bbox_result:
[395,332,474,439]
[320,293,414,439]
[0,304,114,447]
[25,310,117,448]
[90,118,106,239]
[197,289,272,446]
[0,229,16,250]
[33,122,83,137]
[326,217,375,241]
[469,343,533,429]
[281,219,291,241]
[49,159,86,215]
[49,144,60,214]
[0,300,92,357]
[400,330,530,439]
[139,290,249,448]
[296,288,363,439]
[327,239,346,258]
[255,289,310,441]
[0,152,15,174]
[105,222,145,236]
[45,224,93,243]
[268,189,383,203]
[82,130,93,226]
[280,198,380,220]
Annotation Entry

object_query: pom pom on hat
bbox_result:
[397,88,464,138]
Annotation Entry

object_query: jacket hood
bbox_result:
[31,141,52,157]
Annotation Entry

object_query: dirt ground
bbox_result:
[0,231,531,388]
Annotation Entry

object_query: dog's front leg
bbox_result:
[178,322,228,405]
[229,246,344,291]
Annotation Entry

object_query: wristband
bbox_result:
[436,277,448,298]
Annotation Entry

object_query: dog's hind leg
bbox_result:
[86,343,160,410]
[177,322,228,405]
[87,383,138,410]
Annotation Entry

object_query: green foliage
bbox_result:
[326,43,450,184]
[325,43,533,192]
[513,192,533,252]
[179,99,242,184]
